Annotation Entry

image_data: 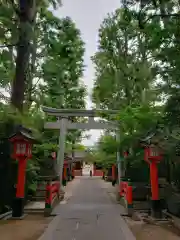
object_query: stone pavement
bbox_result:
[38,176,136,240]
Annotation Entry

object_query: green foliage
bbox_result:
[0,1,87,210]
[92,8,157,110]
[91,1,180,183]
[87,135,117,169]
[97,135,117,155]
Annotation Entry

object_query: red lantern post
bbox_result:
[71,164,75,179]
[63,160,68,186]
[93,164,96,176]
[112,164,116,186]
[123,151,129,158]
[9,127,36,218]
[144,144,162,218]
[51,151,56,160]
[112,164,116,181]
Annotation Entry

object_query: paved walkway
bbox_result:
[39,177,136,240]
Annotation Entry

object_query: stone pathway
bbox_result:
[25,202,45,211]
[38,176,135,240]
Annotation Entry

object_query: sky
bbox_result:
[54,0,120,146]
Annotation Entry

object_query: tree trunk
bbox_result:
[25,22,37,111]
[11,0,36,112]
[122,0,131,105]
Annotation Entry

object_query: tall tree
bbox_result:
[41,15,87,144]
[0,0,62,111]
[92,8,157,111]
[91,0,180,183]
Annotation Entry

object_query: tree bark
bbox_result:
[11,0,36,112]
[25,17,37,111]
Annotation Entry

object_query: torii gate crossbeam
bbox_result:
[42,106,121,186]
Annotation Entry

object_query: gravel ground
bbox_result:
[0,178,81,240]
[0,215,52,240]
[125,217,180,240]
[103,181,180,240]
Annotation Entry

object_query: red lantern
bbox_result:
[123,151,129,158]
[144,144,162,164]
[64,160,68,167]
[9,135,32,159]
[51,152,56,159]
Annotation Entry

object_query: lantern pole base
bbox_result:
[62,179,67,186]
[112,179,116,186]
[151,200,162,219]
[12,197,25,218]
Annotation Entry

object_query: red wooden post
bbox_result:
[144,145,162,218]
[119,181,123,197]
[150,162,159,200]
[127,184,133,205]
[16,158,27,198]
[93,164,96,176]
[112,164,116,181]
[45,181,52,209]
[63,160,68,186]
[72,166,75,179]
[127,180,133,216]
[63,166,67,179]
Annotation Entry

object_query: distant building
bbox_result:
[67,151,87,176]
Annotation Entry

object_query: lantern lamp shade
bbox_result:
[144,145,162,163]
[9,126,37,159]
[64,155,73,165]
[149,145,159,157]
[51,152,56,159]
[123,151,129,158]
[64,160,68,167]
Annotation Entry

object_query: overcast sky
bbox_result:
[54,0,120,146]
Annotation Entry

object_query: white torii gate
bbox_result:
[42,106,121,185]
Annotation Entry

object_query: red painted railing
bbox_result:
[45,181,60,208]
[74,169,82,176]
[93,170,103,176]
[119,180,133,216]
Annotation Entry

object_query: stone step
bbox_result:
[35,191,46,197]
[31,196,45,201]
[133,201,150,210]
[24,209,44,214]
[25,201,45,213]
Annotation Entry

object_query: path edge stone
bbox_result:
[37,216,59,240]
[119,215,136,240]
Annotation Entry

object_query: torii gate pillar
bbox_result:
[42,106,119,187]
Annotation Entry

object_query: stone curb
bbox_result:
[37,216,60,240]
[118,215,136,240]
[102,181,136,240]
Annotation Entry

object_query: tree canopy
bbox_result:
[91,0,180,183]
[0,1,88,212]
